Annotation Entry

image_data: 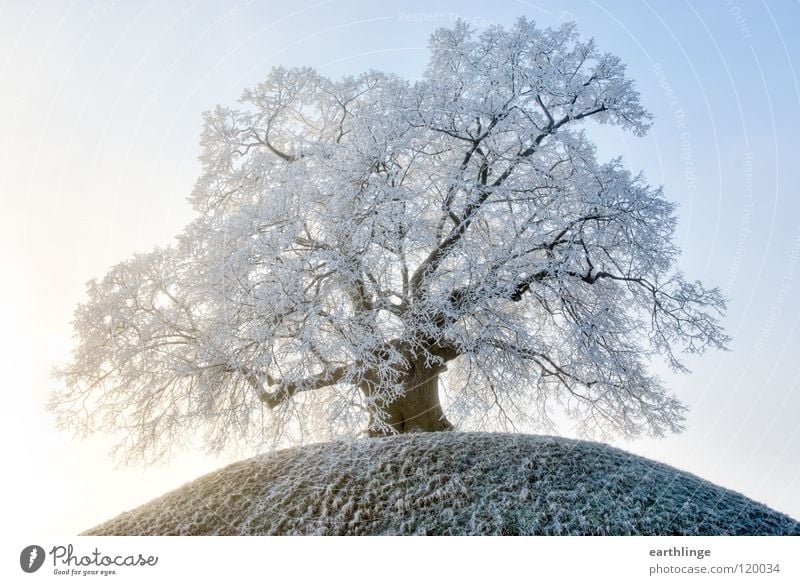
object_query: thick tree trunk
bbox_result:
[363,361,453,436]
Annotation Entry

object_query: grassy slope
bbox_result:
[86,432,799,535]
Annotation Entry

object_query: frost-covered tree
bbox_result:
[52,19,729,462]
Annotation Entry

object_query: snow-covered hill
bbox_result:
[85,433,799,535]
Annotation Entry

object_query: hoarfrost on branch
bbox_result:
[52,19,729,463]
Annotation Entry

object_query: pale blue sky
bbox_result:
[1,0,798,533]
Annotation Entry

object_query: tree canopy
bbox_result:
[52,18,729,463]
